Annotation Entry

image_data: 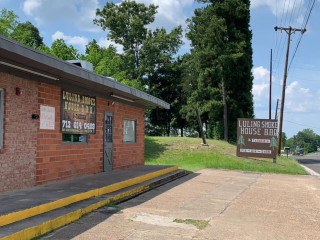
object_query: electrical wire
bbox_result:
[285,119,320,130]
[288,0,316,71]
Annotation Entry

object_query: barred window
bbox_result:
[123,119,136,143]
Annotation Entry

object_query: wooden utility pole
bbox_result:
[269,49,272,120]
[274,26,306,155]
[275,98,279,120]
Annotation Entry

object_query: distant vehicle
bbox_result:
[299,153,304,156]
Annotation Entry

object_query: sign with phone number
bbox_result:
[61,90,96,134]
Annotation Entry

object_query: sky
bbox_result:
[1,0,320,138]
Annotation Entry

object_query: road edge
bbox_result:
[299,164,320,176]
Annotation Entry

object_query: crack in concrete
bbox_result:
[217,174,261,216]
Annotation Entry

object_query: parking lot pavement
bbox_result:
[42,169,320,240]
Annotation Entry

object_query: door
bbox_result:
[103,111,113,172]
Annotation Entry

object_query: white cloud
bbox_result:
[286,81,311,96]
[286,81,299,94]
[23,0,41,15]
[252,66,271,98]
[252,66,273,111]
[251,0,305,25]
[285,81,315,113]
[253,66,269,80]
[97,37,124,54]
[23,0,101,32]
[135,0,194,30]
[52,31,88,49]
[253,83,269,97]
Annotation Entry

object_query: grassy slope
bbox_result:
[145,136,306,174]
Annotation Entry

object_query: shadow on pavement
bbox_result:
[41,172,200,240]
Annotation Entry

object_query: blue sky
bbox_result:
[1,0,320,138]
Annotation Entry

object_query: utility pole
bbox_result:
[275,98,279,120]
[275,26,306,155]
[269,49,272,120]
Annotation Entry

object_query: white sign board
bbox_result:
[40,105,55,130]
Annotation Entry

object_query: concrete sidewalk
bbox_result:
[0,165,174,216]
[0,165,186,240]
[41,169,320,240]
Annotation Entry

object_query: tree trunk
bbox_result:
[180,128,184,137]
[222,80,228,142]
[135,42,139,68]
[166,121,170,136]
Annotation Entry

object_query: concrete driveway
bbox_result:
[42,169,320,240]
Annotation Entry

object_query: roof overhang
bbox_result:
[0,35,170,110]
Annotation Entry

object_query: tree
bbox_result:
[11,21,43,48]
[50,39,80,60]
[0,9,18,37]
[94,1,158,71]
[286,129,319,153]
[82,39,144,90]
[281,132,287,148]
[186,0,253,142]
[140,27,183,136]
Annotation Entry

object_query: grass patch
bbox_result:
[145,136,306,175]
[174,218,209,230]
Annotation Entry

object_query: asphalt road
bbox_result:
[295,152,320,175]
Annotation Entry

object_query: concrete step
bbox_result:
[0,169,187,240]
[0,165,178,227]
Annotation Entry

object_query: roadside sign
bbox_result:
[237,118,278,158]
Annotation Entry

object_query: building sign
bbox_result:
[40,105,55,130]
[237,118,278,158]
[61,90,96,134]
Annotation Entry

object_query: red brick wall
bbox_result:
[0,74,145,191]
[0,72,38,193]
[36,83,145,185]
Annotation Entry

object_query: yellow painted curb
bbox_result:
[1,185,150,240]
[0,166,178,227]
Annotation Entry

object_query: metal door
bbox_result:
[103,111,113,172]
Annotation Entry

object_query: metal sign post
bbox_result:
[196,108,207,146]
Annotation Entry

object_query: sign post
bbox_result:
[237,118,278,161]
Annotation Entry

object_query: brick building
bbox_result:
[0,36,169,193]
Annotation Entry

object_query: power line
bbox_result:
[285,119,320,130]
[274,26,306,155]
[288,0,316,71]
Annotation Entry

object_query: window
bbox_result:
[0,89,4,149]
[62,134,88,144]
[123,119,136,143]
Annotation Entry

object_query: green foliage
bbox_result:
[94,1,158,69]
[185,0,254,142]
[11,21,43,48]
[281,132,287,149]
[50,39,80,60]
[286,129,319,153]
[141,28,185,136]
[0,9,43,49]
[0,9,18,37]
[83,39,144,90]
